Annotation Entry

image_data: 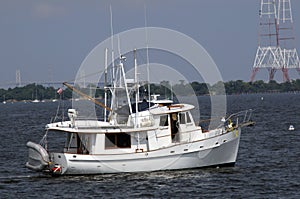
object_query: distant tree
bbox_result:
[281,81,293,92]
[252,80,266,93]
[190,82,208,95]
[2,79,300,101]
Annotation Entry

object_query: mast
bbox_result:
[110,5,116,111]
[134,49,139,128]
[120,55,133,115]
[134,48,141,151]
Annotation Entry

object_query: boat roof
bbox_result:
[149,103,194,115]
[46,103,195,134]
[46,122,158,134]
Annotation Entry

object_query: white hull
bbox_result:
[50,129,240,175]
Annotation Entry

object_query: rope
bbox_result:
[53,94,62,122]
[39,130,49,150]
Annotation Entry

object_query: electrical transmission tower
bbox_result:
[16,69,21,87]
[250,0,300,82]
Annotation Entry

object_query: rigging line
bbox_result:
[63,82,112,112]
[53,95,62,122]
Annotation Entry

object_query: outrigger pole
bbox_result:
[63,82,112,112]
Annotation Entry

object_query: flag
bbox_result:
[57,88,63,95]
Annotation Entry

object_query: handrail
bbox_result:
[219,109,254,129]
[225,109,254,123]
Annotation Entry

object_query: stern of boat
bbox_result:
[26,141,68,175]
[48,152,68,175]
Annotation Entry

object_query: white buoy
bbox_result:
[261,97,264,101]
[288,125,295,131]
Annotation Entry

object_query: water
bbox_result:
[1,93,300,198]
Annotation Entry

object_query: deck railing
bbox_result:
[222,109,254,129]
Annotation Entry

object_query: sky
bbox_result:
[1,0,300,88]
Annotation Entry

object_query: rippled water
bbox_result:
[0,93,300,198]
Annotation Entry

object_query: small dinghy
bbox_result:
[26,141,50,171]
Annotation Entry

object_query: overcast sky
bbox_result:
[1,0,300,88]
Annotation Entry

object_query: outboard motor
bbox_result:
[68,109,78,127]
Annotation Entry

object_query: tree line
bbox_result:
[1,80,300,102]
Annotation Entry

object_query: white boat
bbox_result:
[288,125,295,131]
[3,94,6,104]
[32,88,40,103]
[26,50,253,176]
[32,99,40,103]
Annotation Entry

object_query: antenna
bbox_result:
[110,5,115,87]
[144,4,151,106]
[110,5,114,53]
[109,5,116,112]
[117,35,121,57]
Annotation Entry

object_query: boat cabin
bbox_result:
[47,103,203,155]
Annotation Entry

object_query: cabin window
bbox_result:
[105,133,131,149]
[179,113,186,124]
[186,112,192,123]
[65,133,77,151]
[77,134,90,154]
[159,115,169,126]
[64,133,90,154]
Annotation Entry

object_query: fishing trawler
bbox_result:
[26,50,253,176]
